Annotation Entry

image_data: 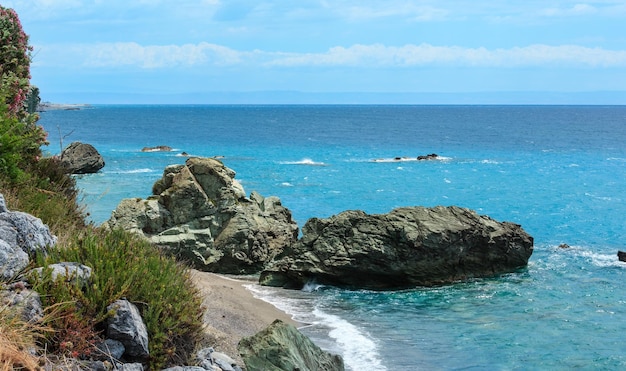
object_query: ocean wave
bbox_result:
[281,158,328,166]
[311,308,387,371]
[578,250,626,269]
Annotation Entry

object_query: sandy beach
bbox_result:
[190,270,299,364]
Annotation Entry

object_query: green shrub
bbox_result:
[0,6,33,116]
[33,228,205,369]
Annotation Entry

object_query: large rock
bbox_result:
[260,206,534,290]
[0,193,56,280]
[104,157,299,274]
[107,299,149,360]
[238,319,344,371]
[60,141,105,174]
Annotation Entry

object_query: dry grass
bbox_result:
[0,305,44,371]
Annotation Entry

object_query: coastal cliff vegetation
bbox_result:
[0,6,205,369]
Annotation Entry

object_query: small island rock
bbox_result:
[141,145,173,152]
[60,142,105,174]
[260,206,533,290]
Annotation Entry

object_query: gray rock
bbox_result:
[161,367,206,371]
[117,363,144,371]
[94,338,125,361]
[0,193,57,280]
[0,284,43,323]
[238,319,344,371]
[261,206,534,290]
[60,141,105,174]
[31,262,92,287]
[0,205,57,257]
[211,351,237,371]
[105,157,299,274]
[0,193,7,213]
[107,299,149,359]
[0,239,29,280]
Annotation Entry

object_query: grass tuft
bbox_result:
[32,227,205,369]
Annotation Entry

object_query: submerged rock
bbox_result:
[238,319,344,371]
[104,157,299,274]
[60,141,105,174]
[260,206,534,290]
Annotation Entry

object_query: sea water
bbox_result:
[38,105,626,370]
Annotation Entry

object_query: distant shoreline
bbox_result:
[38,102,91,111]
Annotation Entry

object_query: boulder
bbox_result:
[260,206,534,290]
[107,299,149,360]
[618,250,626,262]
[238,319,344,371]
[0,193,56,280]
[31,262,92,288]
[60,141,105,174]
[104,157,299,274]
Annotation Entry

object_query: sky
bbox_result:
[4,0,626,104]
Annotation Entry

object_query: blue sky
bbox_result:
[6,0,626,103]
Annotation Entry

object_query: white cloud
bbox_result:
[540,3,598,17]
[33,42,626,69]
[268,44,626,68]
[334,3,449,21]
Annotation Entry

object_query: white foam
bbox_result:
[281,158,327,166]
[244,283,387,370]
[281,182,294,187]
[579,250,625,268]
[311,308,387,371]
[481,159,500,164]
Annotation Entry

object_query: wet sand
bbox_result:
[190,270,299,364]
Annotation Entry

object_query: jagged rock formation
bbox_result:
[104,157,299,274]
[260,206,534,290]
[60,141,105,174]
[238,319,344,371]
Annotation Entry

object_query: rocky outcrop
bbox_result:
[260,206,534,290]
[141,145,173,152]
[60,141,105,174]
[238,319,344,371]
[104,157,299,274]
[0,194,57,280]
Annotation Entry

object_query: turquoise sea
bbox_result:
[39,105,626,370]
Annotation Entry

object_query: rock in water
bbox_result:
[238,319,344,371]
[60,141,105,174]
[104,157,299,274]
[260,206,534,290]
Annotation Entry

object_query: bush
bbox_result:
[32,228,205,369]
[0,6,33,116]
